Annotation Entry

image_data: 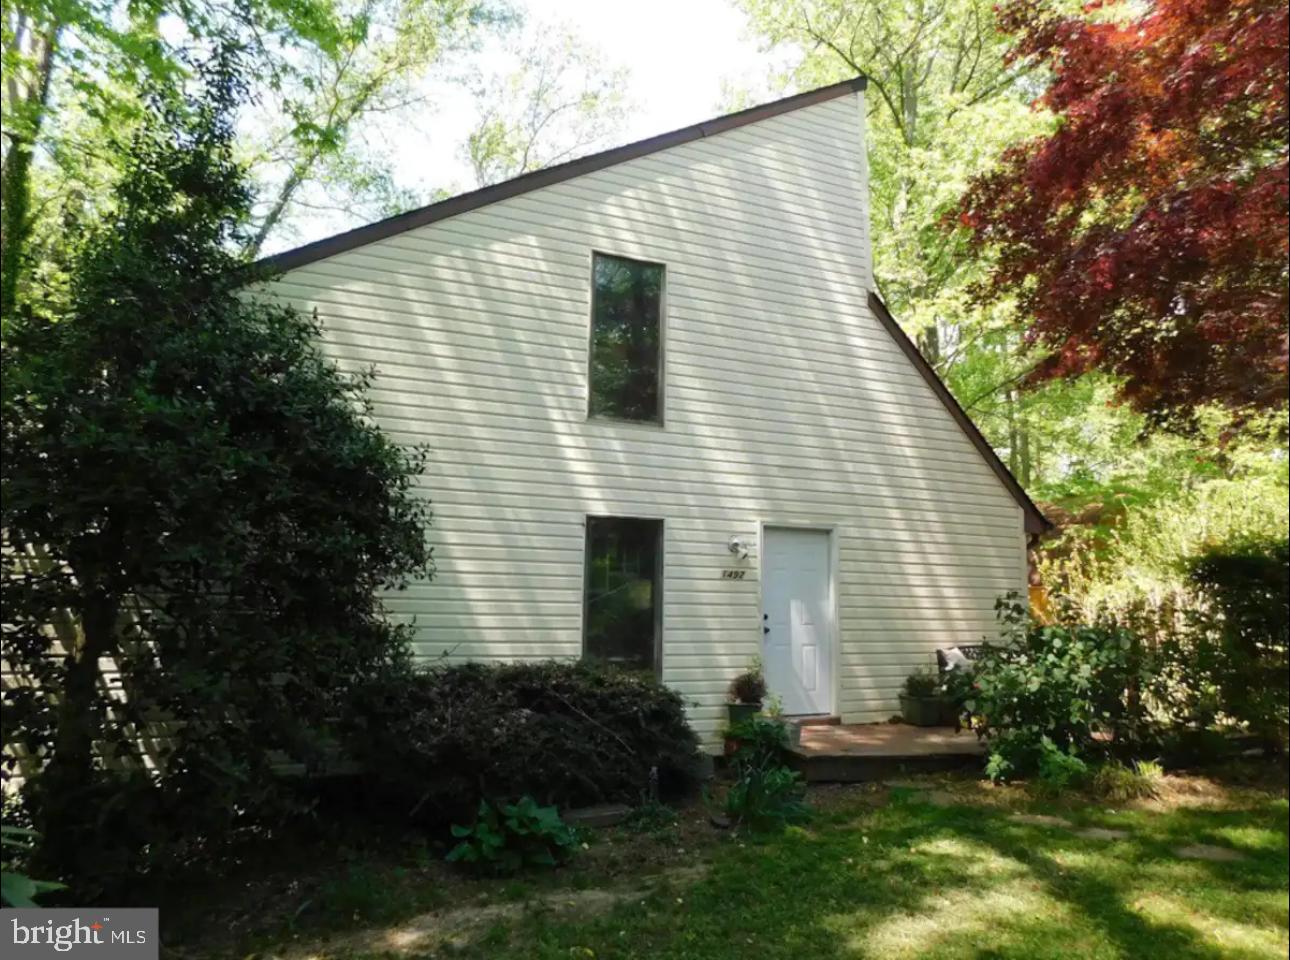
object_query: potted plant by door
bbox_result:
[899,668,945,727]
[726,657,766,727]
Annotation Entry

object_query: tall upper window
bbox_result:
[589,253,663,422]
[584,517,662,673]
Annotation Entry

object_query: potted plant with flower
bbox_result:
[899,668,945,727]
[726,657,766,727]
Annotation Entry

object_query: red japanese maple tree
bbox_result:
[961,0,1288,425]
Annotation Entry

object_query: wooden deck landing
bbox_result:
[788,722,986,782]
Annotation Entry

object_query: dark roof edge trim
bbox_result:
[257,76,868,274]
[867,291,1052,535]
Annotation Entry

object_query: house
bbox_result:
[258,77,1049,747]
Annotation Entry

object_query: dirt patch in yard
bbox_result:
[283,864,710,958]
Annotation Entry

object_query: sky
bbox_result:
[265,0,792,253]
[517,0,779,140]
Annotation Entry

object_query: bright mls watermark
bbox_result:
[2,909,157,959]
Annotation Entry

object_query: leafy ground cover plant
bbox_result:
[1,827,65,907]
[446,797,578,874]
[1032,738,1090,793]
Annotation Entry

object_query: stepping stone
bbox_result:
[1173,844,1247,862]
[1074,827,1131,841]
[924,790,959,807]
[563,804,631,828]
[1008,813,1072,828]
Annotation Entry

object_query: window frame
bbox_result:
[585,250,667,427]
[580,514,665,678]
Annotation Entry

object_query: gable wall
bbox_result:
[262,91,1026,744]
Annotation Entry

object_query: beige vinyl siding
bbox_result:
[261,91,1026,745]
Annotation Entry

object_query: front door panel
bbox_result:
[762,527,832,715]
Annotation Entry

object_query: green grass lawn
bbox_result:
[176,768,1288,960]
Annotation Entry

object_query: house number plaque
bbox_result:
[720,569,748,580]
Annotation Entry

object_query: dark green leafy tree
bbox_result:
[0,49,431,891]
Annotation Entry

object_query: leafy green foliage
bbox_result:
[952,596,1150,779]
[1038,429,1289,613]
[0,52,431,894]
[726,714,790,772]
[1043,506,1288,749]
[1184,539,1289,745]
[1034,738,1089,794]
[1,827,65,907]
[719,716,809,832]
[346,660,701,825]
[721,766,811,834]
[446,797,579,874]
[902,669,941,698]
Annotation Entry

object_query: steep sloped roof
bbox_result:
[260,75,1048,533]
[258,76,869,273]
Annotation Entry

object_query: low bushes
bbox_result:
[948,596,1152,780]
[1182,539,1288,746]
[346,660,702,825]
[958,536,1288,783]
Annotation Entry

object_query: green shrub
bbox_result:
[1035,738,1089,793]
[717,715,809,832]
[721,766,810,833]
[446,797,579,874]
[347,661,701,825]
[0,54,429,896]
[726,714,791,773]
[1091,760,1163,801]
[955,595,1151,779]
[1185,539,1288,745]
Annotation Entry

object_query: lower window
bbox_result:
[583,516,662,673]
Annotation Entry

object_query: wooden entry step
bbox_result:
[787,722,986,782]
[789,715,842,727]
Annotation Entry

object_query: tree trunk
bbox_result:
[1006,387,1021,478]
[1016,411,1032,487]
[37,591,118,871]
[0,22,58,321]
[918,322,941,368]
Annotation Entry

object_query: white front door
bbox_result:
[762,527,833,716]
